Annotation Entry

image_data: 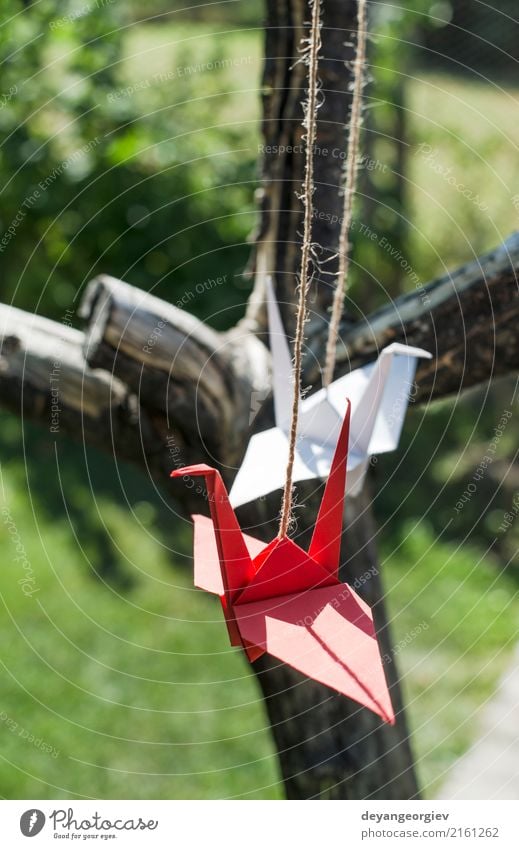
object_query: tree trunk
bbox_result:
[241,0,419,799]
[247,485,418,799]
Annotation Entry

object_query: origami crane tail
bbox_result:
[171,465,254,601]
[308,399,351,576]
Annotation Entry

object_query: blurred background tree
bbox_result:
[0,0,259,324]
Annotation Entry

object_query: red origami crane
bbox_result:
[171,401,395,724]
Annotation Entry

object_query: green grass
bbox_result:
[118,22,262,155]
[382,523,519,797]
[0,440,517,799]
[407,72,519,280]
[0,452,281,799]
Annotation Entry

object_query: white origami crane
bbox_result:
[229,280,432,507]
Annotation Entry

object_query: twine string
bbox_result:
[278,0,322,538]
[322,0,367,388]
[278,0,366,535]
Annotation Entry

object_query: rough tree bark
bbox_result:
[0,0,518,799]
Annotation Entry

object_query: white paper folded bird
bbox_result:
[229,280,432,507]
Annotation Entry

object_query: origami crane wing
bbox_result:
[318,343,431,496]
[229,425,339,508]
[234,584,395,724]
[192,514,267,596]
[328,341,432,458]
[229,427,288,508]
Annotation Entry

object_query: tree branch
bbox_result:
[79,275,270,470]
[2,231,517,477]
[309,231,519,402]
[0,304,170,480]
[1,226,510,490]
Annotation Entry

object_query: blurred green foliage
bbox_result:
[0,0,259,327]
[422,0,519,77]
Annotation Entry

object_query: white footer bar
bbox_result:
[2,799,517,848]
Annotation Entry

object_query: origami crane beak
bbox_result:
[170,464,254,601]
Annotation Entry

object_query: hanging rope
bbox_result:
[322,0,367,388]
[278,0,322,539]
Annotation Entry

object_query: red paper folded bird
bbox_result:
[171,401,395,724]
